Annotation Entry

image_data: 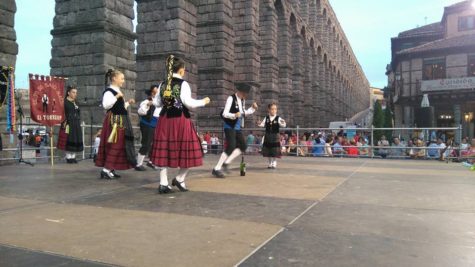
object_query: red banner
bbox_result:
[29,74,66,127]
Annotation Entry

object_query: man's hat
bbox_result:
[235,83,251,93]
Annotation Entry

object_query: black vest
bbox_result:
[159,78,191,118]
[103,88,127,115]
[265,115,280,134]
[222,94,243,128]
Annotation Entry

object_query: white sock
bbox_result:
[214,152,228,171]
[272,158,277,167]
[268,157,272,166]
[72,153,76,159]
[176,168,189,184]
[159,168,168,186]
[102,168,112,175]
[137,154,145,167]
[224,148,242,165]
[66,153,73,159]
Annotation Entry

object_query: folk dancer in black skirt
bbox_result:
[135,84,161,171]
[258,103,286,169]
[150,55,210,194]
[212,84,258,178]
[57,85,84,163]
[95,69,137,179]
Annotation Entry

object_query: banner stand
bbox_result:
[50,127,54,167]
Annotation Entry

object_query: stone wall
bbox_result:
[135,0,370,128]
[0,0,18,67]
[50,0,137,125]
[48,0,369,129]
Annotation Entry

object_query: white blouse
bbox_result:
[258,115,286,128]
[102,85,129,110]
[153,73,206,110]
[138,99,161,117]
[222,94,255,120]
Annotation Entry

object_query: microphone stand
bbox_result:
[15,91,34,166]
[84,97,101,160]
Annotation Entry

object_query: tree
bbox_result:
[383,106,393,142]
[372,101,384,144]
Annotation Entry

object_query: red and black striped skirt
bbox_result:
[150,114,203,168]
[95,113,134,170]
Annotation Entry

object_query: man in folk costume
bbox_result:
[57,86,84,163]
[150,55,210,194]
[212,84,258,178]
[135,84,161,171]
[95,69,136,179]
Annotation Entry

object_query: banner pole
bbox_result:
[50,126,54,166]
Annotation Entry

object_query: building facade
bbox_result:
[0,0,370,129]
[387,0,475,140]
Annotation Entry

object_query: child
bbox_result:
[150,55,210,194]
[258,103,286,168]
[135,84,161,171]
[212,84,258,178]
[95,69,136,179]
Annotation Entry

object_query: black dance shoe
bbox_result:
[72,159,78,164]
[158,185,174,194]
[212,169,225,178]
[146,162,159,170]
[222,163,231,174]
[172,178,189,192]
[135,165,146,171]
[66,159,74,164]
[111,170,121,178]
[100,170,115,179]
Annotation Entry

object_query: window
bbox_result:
[459,16,475,31]
[423,58,446,80]
[468,55,475,76]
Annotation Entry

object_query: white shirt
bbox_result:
[138,99,161,117]
[154,73,206,110]
[258,115,286,128]
[222,94,255,120]
[211,136,219,145]
[102,85,129,110]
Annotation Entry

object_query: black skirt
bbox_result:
[262,132,281,158]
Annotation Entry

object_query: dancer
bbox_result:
[258,103,286,169]
[150,55,210,194]
[212,84,258,178]
[135,84,161,171]
[57,86,84,163]
[95,69,136,179]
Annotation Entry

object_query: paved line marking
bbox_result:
[233,227,285,267]
[234,160,369,266]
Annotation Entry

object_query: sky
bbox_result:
[13,0,464,89]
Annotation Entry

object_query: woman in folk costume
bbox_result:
[57,85,84,163]
[258,103,286,169]
[95,69,136,179]
[150,55,210,194]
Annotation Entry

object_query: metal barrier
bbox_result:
[1,122,473,164]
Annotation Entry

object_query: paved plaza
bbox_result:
[0,156,474,267]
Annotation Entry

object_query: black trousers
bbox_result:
[139,123,155,155]
[224,128,247,155]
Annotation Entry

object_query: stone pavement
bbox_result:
[0,155,474,267]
